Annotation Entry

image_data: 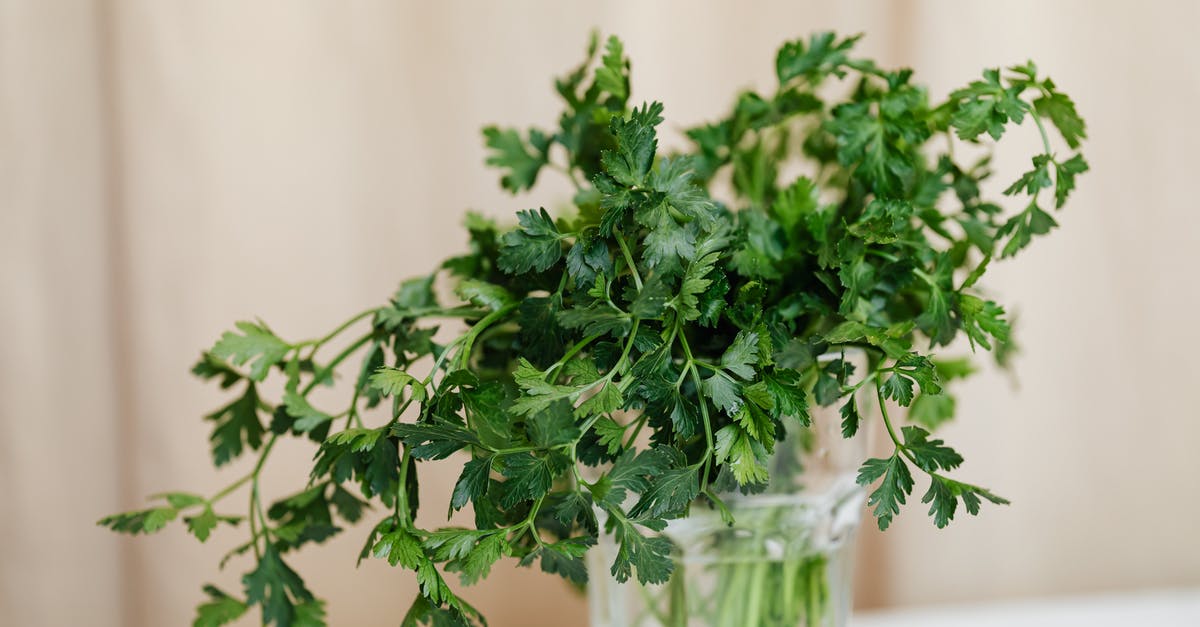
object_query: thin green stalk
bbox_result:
[302,332,373,396]
[302,308,378,354]
[613,229,643,292]
[1024,102,1055,156]
[457,303,519,370]
[877,383,920,468]
[247,434,279,559]
[397,448,412,524]
[678,328,715,482]
[546,332,603,378]
[209,473,253,504]
[743,559,768,626]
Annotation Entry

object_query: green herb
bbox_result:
[99,31,1086,626]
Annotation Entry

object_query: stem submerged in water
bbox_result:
[632,509,833,627]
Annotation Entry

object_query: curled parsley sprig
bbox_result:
[99,31,1087,626]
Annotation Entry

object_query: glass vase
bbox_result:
[587,351,871,627]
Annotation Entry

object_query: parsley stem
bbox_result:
[623,414,648,448]
[615,319,640,375]
[301,308,378,354]
[247,434,279,559]
[209,472,253,504]
[247,487,261,560]
[397,448,412,525]
[549,161,584,192]
[866,249,937,286]
[344,385,362,429]
[613,229,643,292]
[875,382,920,469]
[1023,102,1054,156]
[457,303,519,370]
[547,332,603,379]
[678,327,715,482]
[302,332,373,396]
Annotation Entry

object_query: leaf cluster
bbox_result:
[100,31,1087,626]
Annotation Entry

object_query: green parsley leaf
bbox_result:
[881,372,915,406]
[391,421,479,461]
[536,538,593,585]
[908,392,956,431]
[628,467,700,519]
[763,370,811,425]
[450,457,492,513]
[715,424,769,486]
[97,506,178,535]
[594,36,630,102]
[193,585,249,627]
[776,32,861,84]
[185,505,220,542]
[498,452,569,508]
[369,367,427,403]
[483,127,551,193]
[205,382,264,466]
[498,208,563,274]
[593,417,627,456]
[839,396,861,438]
[1033,90,1087,149]
[210,321,290,382]
[719,330,761,380]
[455,279,515,311]
[602,102,664,187]
[902,426,964,472]
[702,373,743,416]
[283,391,334,433]
[1053,153,1089,208]
[526,399,580,448]
[607,514,674,585]
[372,525,455,606]
[922,475,959,528]
[242,545,316,627]
[856,453,914,531]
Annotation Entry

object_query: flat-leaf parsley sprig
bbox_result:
[99,32,1087,626]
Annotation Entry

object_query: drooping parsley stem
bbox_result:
[613,229,643,292]
[876,383,905,447]
[457,303,519,370]
[301,308,378,354]
[247,330,373,560]
[396,448,412,525]
[248,433,279,559]
[678,327,715,482]
[615,319,640,374]
[209,472,253,504]
[1023,101,1055,156]
[303,332,374,395]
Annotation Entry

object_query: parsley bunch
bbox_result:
[100,32,1087,627]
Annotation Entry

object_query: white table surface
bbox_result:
[852,588,1200,627]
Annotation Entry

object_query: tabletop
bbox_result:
[852,588,1200,627]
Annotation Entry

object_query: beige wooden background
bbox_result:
[3,1,1199,626]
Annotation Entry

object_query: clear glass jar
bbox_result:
[588,350,871,627]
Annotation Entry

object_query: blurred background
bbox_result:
[3,1,1199,625]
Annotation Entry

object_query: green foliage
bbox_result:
[857,453,913,531]
[210,321,291,382]
[206,382,265,466]
[498,208,564,274]
[242,546,319,626]
[102,31,1086,626]
[483,127,550,193]
[193,585,249,627]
